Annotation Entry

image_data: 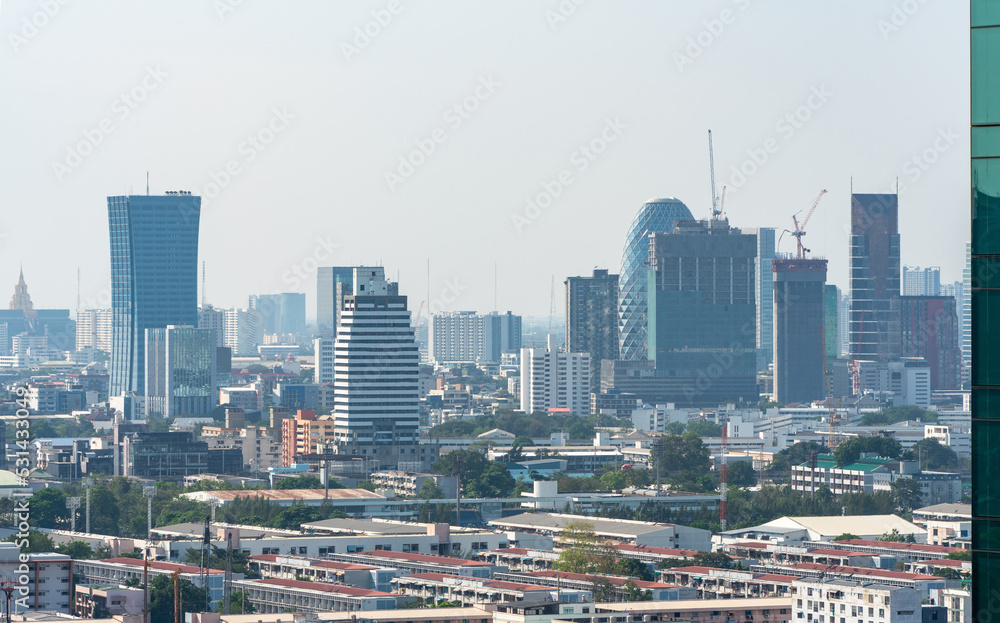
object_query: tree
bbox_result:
[769,442,826,476]
[600,470,629,491]
[833,533,859,542]
[727,461,756,487]
[877,528,916,543]
[56,541,94,559]
[149,574,208,623]
[465,462,516,498]
[651,433,711,490]
[834,437,902,466]
[418,480,446,500]
[903,438,960,471]
[890,478,924,513]
[218,591,256,614]
[686,420,722,437]
[664,421,686,435]
[274,475,322,489]
[860,406,938,426]
[3,531,54,553]
[946,550,972,561]
[268,504,324,530]
[28,488,68,529]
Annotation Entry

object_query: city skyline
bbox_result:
[0,1,969,317]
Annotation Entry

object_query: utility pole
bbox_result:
[173,570,180,623]
[66,497,81,533]
[83,479,94,534]
[142,550,149,623]
[143,486,156,538]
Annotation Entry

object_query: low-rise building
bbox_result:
[493,570,696,602]
[488,513,712,551]
[370,471,458,498]
[230,577,408,613]
[791,578,922,623]
[0,545,73,613]
[73,586,144,618]
[73,558,227,606]
[392,573,575,606]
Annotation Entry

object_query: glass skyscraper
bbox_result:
[618,197,694,361]
[972,2,1000,612]
[109,193,200,398]
[317,266,357,337]
[145,325,216,418]
[848,193,901,363]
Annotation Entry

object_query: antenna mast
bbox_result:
[201,261,207,307]
[708,130,719,218]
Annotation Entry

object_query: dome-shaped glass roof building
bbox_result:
[618,197,695,361]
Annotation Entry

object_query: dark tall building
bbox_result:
[108,192,200,398]
[901,296,961,391]
[646,218,758,406]
[144,325,217,418]
[772,258,828,405]
[565,269,619,388]
[849,193,901,363]
[972,4,999,610]
[824,285,840,360]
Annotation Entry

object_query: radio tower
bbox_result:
[201,261,207,307]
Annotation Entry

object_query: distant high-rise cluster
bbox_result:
[428,311,521,363]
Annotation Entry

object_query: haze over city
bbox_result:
[0,0,969,318]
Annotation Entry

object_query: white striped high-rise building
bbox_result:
[75,309,113,352]
[333,267,419,446]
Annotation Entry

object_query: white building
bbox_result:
[220,386,263,411]
[520,336,590,415]
[856,358,931,407]
[631,403,689,432]
[333,267,420,446]
[902,265,941,296]
[924,424,971,459]
[792,578,921,623]
[932,588,970,623]
[0,544,73,614]
[314,337,335,385]
[75,308,113,352]
[224,308,264,356]
[429,310,521,363]
[198,305,227,347]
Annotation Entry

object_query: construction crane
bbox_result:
[790,190,827,259]
[708,130,721,218]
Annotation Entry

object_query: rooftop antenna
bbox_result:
[202,261,207,307]
[146,172,149,196]
[548,276,556,337]
[708,130,720,219]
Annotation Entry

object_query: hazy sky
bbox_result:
[0,0,969,320]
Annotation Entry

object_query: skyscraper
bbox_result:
[317,267,356,338]
[279,292,306,334]
[849,193,901,363]
[618,197,695,361]
[972,6,997,608]
[332,267,419,448]
[824,285,840,360]
[76,309,113,352]
[743,227,777,370]
[964,241,971,387]
[565,269,619,388]
[772,258,828,405]
[109,192,200,398]
[900,296,961,391]
[428,311,521,363]
[646,218,758,406]
[145,325,217,418]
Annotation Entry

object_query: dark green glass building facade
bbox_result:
[973,1,1000,614]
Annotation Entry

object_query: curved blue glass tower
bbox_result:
[109,193,201,399]
[618,197,694,361]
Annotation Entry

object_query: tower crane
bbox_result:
[790,190,828,259]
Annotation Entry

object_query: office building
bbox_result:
[0,545,73,614]
[849,193,901,363]
[249,293,307,335]
[855,358,931,408]
[332,267,420,448]
[903,265,942,296]
[520,336,590,415]
[744,227,777,369]
[618,197,695,361]
[791,578,921,623]
[122,431,209,482]
[75,309,112,352]
[108,192,200,397]
[972,7,1000,611]
[824,285,840,361]
[901,296,962,390]
[224,308,263,356]
[314,336,335,385]
[565,269,619,388]
[317,266,357,338]
[773,258,828,405]
[144,325,217,418]
[429,311,521,363]
[198,305,226,347]
[838,291,850,357]
[646,218,758,406]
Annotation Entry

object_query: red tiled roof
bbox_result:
[314,561,378,570]
[491,548,529,555]
[365,550,489,566]
[614,544,700,557]
[807,548,871,557]
[837,539,962,555]
[730,542,769,549]
[922,559,966,568]
[399,572,449,582]
[250,554,279,562]
[789,563,939,581]
[101,558,223,574]
[656,566,715,575]
[525,570,677,589]
[754,573,803,583]
[256,578,394,596]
